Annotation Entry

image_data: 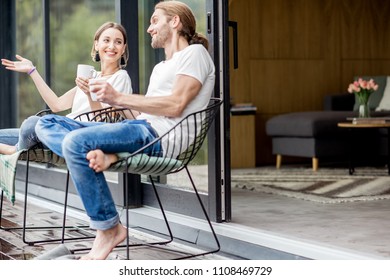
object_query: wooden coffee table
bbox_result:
[338,122,390,175]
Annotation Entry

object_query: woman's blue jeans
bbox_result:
[35,114,162,230]
[0,128,19,146]
[0,116,41,151]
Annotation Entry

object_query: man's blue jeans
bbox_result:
[35,114,162,230]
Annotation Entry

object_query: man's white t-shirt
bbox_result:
[67,69,132,121]
[137,44,215,157]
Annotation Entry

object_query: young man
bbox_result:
[35,0,215,260]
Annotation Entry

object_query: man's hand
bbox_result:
[89,79,122,105]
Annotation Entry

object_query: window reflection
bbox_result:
[15,0,44,124]
[50,0,116,116]
[16,0,115,123]
[15,0,210,193]
[138,0,210,193]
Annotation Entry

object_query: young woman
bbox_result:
[0,21,132,155]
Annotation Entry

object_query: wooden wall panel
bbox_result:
[340,0,390,59]
[250,60,325,114]
[342,60,390,87]
[230,115,256,168]
[250,0,324,59]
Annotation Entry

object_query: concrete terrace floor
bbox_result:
[0,195,231,260]
[2,165,390,260]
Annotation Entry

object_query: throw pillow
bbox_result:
[352,76,387,111]
[376,76,390,111]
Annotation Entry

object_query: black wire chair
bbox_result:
[1,97,222,259]
[71,97,222,259]
[0,106,131,245]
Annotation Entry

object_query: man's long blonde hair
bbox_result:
[155,1,209,50]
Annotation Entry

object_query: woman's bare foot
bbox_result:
[80,223,127,260]
[0,143,17,155]
[86,149,118,172]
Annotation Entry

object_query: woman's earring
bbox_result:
[95,51,100,62]
[120,56,126,66]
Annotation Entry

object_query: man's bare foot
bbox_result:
[86,149,118,172]
[0,143,17,155]
[80,223,127,260]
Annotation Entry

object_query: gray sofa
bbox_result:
[266,76,390,170]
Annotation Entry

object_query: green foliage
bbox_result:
[50,4,115,96]
[14,0,209,166]
[15,0,45,123]
[15,0,115,123]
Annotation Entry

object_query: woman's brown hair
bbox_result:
[90,22,129,68]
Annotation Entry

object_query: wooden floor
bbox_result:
[0,197,227,260]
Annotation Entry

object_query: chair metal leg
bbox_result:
[123,168,220,260]
[0,151,93,245]
[57,170,94,243]
[123,175,174,259]
[0,190,7,230]
[71,173,174,259]
[21,160,93,245]
[171,167,220,260]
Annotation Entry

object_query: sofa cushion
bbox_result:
[266,111,359,137]
[266,110,390,138]
[376,76,390,111]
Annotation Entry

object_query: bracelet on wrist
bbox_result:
[28,66,36,75]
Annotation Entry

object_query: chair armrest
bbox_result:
[35,109,52,116]
[323,93,355,111]
[110,97,223,174]
[73,107,136,122]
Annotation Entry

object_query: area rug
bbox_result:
[231,166,390,203]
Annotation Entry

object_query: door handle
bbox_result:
[228,21,238,69]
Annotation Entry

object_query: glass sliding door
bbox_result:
[136,0,231,223]
[15,0,116,124]
[11,0,231,223]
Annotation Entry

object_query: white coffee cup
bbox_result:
[77,64,96,78]
[89,77,106,101]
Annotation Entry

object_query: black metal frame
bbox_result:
[0,155,94,245]
[0,0,17,129]
[0,109,99,245]
[70,98,222,259]
[0,107,133,244]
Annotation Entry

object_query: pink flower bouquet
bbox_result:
[347,78,379,118]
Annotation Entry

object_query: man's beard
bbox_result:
[151,25,171,49]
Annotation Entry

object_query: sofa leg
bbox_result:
[276,155,282,169]
[312,157,318,171]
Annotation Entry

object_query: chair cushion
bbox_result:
[109,153,183,176]
[19,148,66,166]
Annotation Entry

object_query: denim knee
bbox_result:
[16,115,42,150]
[19,116,40,139]
[62,132,80,160]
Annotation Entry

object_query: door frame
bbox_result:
[126,0,231,223]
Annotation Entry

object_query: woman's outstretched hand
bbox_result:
[1,54,34,73]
